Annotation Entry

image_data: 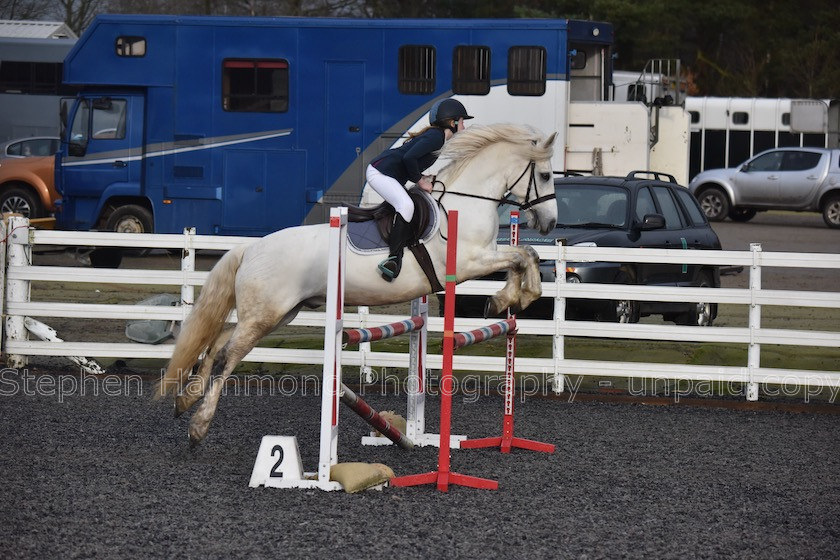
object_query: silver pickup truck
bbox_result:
[688,147,840,228]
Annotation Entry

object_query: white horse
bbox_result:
[157,123,558,445]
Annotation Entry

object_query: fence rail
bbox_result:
[2,216,839,402]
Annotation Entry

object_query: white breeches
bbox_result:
[366,164,414,222]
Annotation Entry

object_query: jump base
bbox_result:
[390,470,498,492]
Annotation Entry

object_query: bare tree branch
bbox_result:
[0,0,54,20]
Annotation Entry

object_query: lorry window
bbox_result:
[91,99,126,139]
[222,59,289,112]
[507,46,546,96]
[398,45,435,95]
[69,99,90,154]
[732,111,748,125]
[452,46,490,95]
[0,60,62,94]
[115,36,146,57]
[570,49,587,70]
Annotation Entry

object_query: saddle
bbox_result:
[344,188,443,292]
[346,187,434,242]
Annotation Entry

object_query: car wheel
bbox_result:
[105,204,154,233]
[614,299,640,323]
[0,185,43,218]
[728,208,756,222]
[675,270,716,326]
[696,187,730,222]
[822,194,840,229]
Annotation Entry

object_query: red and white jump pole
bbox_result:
[346,297,466,450]
[390,210,499,492]
[460,212,555,454]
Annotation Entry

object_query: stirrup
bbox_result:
[378,256,400,281]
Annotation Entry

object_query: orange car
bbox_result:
[0,155,59,218]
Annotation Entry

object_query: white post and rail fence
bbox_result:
[2,216,839,402]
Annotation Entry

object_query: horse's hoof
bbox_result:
[189,433,202,448]
[174,397,186,418]
[188,424,207,447]
[484,297,501,318]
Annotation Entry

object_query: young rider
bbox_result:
[366,98,473,281]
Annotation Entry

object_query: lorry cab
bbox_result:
[58,94,148,231]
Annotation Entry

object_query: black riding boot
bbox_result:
[378,214,412,281]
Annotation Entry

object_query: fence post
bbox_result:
[746,243,762,401]
[406,296,428,440]
[4,216,30,368]
[181,227,196,319]
[357,306,373,384]
[552,238,567,394]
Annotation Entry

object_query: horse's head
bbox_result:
[438,124,558,235]
[507,129,558,235]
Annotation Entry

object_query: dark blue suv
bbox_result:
[449,172,722,325]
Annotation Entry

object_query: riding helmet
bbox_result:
[429,99,474,126]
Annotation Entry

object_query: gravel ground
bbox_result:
[1,374,838,559]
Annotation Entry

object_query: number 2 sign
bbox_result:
[248,435,305,488]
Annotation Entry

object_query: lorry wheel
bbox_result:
[105,205,153,233]
[0,185,43,218]
[822,194,840,229]
[696,187,729,222]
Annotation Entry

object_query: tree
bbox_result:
[0,0,54,20]
[50,0,104,35]
[106,0,366,17]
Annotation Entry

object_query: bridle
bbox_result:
[430,159,556,212]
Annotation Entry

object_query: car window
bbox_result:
[556,184,627,226]
[782,151,821,171]
[635,187,656,221]
[652,186,685,228]
[674,188,707,226]
[747,151,784,172]
[5,141,23,156]
[5,138,58,157]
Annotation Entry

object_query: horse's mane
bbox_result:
[436,123,552,183]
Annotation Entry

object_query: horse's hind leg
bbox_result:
[174,327,234,417]
[187,320,274,445]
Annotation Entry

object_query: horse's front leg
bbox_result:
[477,246,540,317]
[516,245,543,311]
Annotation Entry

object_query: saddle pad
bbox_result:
[346,192,439,255]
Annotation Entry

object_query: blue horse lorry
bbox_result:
[53,14,619,236]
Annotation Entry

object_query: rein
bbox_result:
[430,160,556,211]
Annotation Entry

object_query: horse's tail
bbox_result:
[155,244,247,400]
